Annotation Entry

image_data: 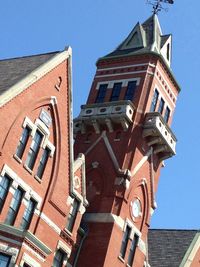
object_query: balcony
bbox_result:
[74,100,135,134]
[143,112,177,160]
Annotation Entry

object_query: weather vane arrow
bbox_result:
[147,0,174,14]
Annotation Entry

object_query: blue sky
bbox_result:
[1,0,199,229]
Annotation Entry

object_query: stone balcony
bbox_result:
[74,100,135,134]
[143,112,177,160]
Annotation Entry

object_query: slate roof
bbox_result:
[101,14,169,60]
[148,229,198,267]
[0,51,59,96]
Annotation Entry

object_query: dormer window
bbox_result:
[95,84,107,103]
[110,82,122,101]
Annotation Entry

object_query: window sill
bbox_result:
[118,256,125,263]
[23,164,33,175]
[34,175,42,183]
[13,154,22,164]
[64,228,73,237]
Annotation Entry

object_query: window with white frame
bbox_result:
[95,84,108,103]
[16,126,31,159]
[119,224,131,259]
[0,253,11,267]
[53,249,66,267]
[15,113,55,180]
[66,198,79,232]
[36,147,51,179]
[25,130,43,170]
[124,81,137,101]
[0,174,12,212]
[150,89,159,112]
[110,82,122,101]
[119,222,140,266]
[164,106,170,123]
[20,198,37,230]
[127,234,139,266]
[5,186,24,225]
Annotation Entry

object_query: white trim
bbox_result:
[0,48,72,107]
[20,253,41,267]
[57,240,71,255]
[96,77,140,90]
[22,243,45,262]
[0,242,19,266]
[40,212,61,234]
[97,63,155,71]
[181,233,200,267]
[1,164,42,208]
[95,70,153,78]
[131,149,151,177]
[23,117,37,137]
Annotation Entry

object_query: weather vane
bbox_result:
[147,0,174,14]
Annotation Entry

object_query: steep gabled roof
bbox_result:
[101,15,172,68]
[0,51,59,96]
[148,229,199,267]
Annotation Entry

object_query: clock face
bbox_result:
[131,199,142,220]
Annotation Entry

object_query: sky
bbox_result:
[0,0,199,230]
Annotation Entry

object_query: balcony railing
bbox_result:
[74,100,135,134]
[143,112,177,160]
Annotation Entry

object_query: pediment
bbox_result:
[120,23,145,50]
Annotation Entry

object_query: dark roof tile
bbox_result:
[148,229,198,267]
[0,51,59,96]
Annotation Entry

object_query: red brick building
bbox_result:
[0,48,88,267]
[0,14,200,267]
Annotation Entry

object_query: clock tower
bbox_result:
[73,14,180,267]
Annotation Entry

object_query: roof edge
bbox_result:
[0,47,72,107]
[179,232,200,267]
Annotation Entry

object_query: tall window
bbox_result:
[16,127,31,159]
[127,234,139,266]
[0,175,11,213]
[150,89,159,112]
[36,147,50,179]
[25,130,43,170]
[110,83,122,101]
[66,199,79,232]
[158,98,165,114]
[53,250,66,267]
[124,81,137,101]
[164,106,170,123]
[119,225,131,259]
[5,187,24,225]
[20,198,37,230]
[0,253,11,267]
[95,84,107,103]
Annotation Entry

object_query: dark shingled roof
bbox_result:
[0,51,59,96]
[148,229,198,267]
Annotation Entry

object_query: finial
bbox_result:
[147,0,174,14]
